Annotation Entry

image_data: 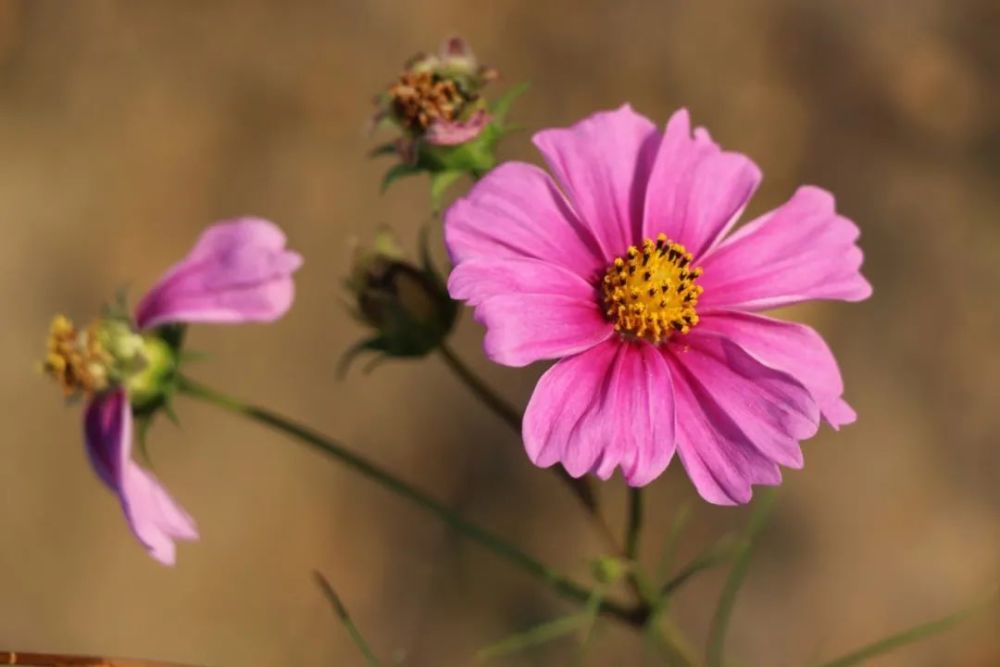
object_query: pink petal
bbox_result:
[523,339,675,486]
[697,311,857,429]
[444,162,605,277]
[697,186,872,311]
[643,110,762,259]
[475,294,612,367]
[135,217,303,330]
[425,110,491,146]
[83,389,199,565]
[448,256,596,307]
[665,332,820,505]
[533,104,660,258]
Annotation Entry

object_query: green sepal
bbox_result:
[380,162,422,193]
[429,170,466,213]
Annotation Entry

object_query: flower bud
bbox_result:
[343,231,457,371]
[371,37,526,207]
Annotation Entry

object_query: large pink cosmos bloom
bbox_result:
[445,106,871,504]
[84,218,302,564]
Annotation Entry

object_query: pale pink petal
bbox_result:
[533,104,660,257]
[83,389,199,565]
[425,110,491,145]
[642,110,762,259]
[135,217,303,330]
[697,311,856,429]
[448,257,596,306]
[523,339,675,485]
[475,294,612,367]
[444,162,605,276]
[665,332,820,504]
[698,186,872,311]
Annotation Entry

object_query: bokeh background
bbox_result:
[0,1,997,665]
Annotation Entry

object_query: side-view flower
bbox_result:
[42,218,302,564]
[445,105,873,504]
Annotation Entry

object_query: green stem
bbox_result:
[625,487,643,561]
[176,375,645,627]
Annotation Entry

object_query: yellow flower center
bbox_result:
[43,315,112,396]
[601,234,704,344]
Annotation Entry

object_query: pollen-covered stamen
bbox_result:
[388,71,471,133]
[600,234,704,344]
[42,315,149,397]
[43,315,112,396]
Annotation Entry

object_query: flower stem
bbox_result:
[435,343,624,557]
[625,487,643,561]
[175,375,646,627]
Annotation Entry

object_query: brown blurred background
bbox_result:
[0,1,997,665]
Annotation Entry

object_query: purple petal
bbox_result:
[665,332,820,505]
[533,104,661,258]
[643,109,762,259]
[475,293,612,367]
[134,217,303,330]
[697,186,872,311]
[83,389,199,565]
[444,162,605,277]
[523,339,676,485]
[697,311,856,429]
[425,110,491,146]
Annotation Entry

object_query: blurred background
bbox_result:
[0,1,997,665]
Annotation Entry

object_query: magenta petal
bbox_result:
[475,294,612,367]
[444,162,605,276]
[448,256,596,307]
[698,186,872,311]
[642,109,762,259]
[425,110,491,145]
[697,311,857,429]
[665,332,820,505]
[83,389,199,565]
[523,339,675,485]
[533,104,660,257]
[134,217,303,330]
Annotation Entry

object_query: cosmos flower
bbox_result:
[445,106,872,504]
[43,218,302,563]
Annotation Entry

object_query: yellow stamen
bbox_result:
[601,234,704,344]
[42,315,111,396]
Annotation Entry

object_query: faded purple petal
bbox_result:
[425,110,491,146]
[83,389,198,565]
[445,162,605,276]
[665,333,819,504]
[533,104,660,258]
[698,311,856,429]
[643,109,762,259]
[523,339,675,485]
[698,186,872,311]
[134,217,303,330]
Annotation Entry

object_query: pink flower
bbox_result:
[445,106,871,504]
[49,218,302,564]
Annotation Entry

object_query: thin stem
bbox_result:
[625,487,643,561]
[176,375,646,627]
[435,343,624,557]
[313,571,381,667]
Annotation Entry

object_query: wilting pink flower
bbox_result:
[47,218,302,563]
[445,106,871,504]
[425,109,493,146]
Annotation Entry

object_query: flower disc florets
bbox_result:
[601,234,703,343]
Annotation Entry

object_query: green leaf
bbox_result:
[811,593,998,667]
[706,488,777,667]
[429,170,465,213]
[491,81,530,127]
[313,571,381,667]
[369,142,399,158]
[380,163,421,193]
[476,614,585,662]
